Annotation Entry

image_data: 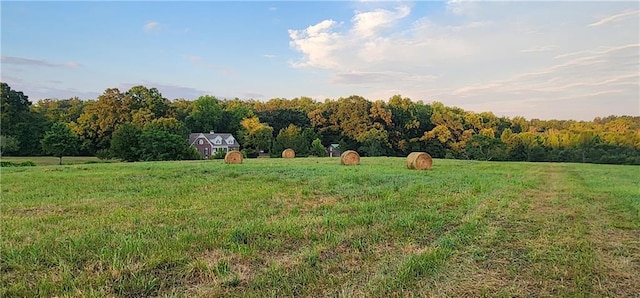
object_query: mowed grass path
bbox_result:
[1,158,638,297]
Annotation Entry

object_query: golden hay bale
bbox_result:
[406,152,433,170]
[340,150,360,165]
[224,151,243,164]
[282,148,295,158]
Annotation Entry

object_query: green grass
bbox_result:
[1,156,113,166]
[1,158,638,297]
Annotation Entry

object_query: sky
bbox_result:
[1,1,639,121]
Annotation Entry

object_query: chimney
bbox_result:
[209,130,215,134]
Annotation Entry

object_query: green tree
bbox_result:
[185,95,223,133]
[309,138,326,157]
[358,127,390,157]
[125,85,170,119]
[1,83,51,155]
[220,98,254,136]
[168,98,195,123]
[256,109,310,138]
[41,122,79,165]
[0,135,19,156]
[34,97,86,124]
[271,124,308,157]
[110,123,142,162]
[465,134,506,161]
[239,116,274,153]
[74,88,131,153]
[138,126,199,161]
[146,117,190,138]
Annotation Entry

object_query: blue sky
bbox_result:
[1,1,638,121]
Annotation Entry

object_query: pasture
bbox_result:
[1,157,638,297]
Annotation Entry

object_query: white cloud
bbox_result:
[288,2,640,120]
[144,21,160,31]
[588,9,640,27]
[288,20,344,69]
[351,5,410,38]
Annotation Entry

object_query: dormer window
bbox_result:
[228,139,234,144]
[214,136,222,145]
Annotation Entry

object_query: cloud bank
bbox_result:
[288,2,639,120]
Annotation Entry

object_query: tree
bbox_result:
[125,85,170,120]
[184,95,223,133]
[465,134,506,161]
[146,117,190,138]
[41,122,79,165]
[34,97,86,124]
[271,124,308,157]
[239,116,273,153]
[358,127,390,157]
[110,123,142,162]
[0,135,19,156]
[309,138,326,157]
[220,98,254,137]
[138,126,200,161]
[1,83,51,155]
[256,109,310,138]
[74,88,131,153]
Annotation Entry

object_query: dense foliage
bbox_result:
[2,82,638,164]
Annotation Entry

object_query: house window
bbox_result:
[198,139,204,145]
[228,139,234,144]
[214,139,222,145]
[204,147,209,156]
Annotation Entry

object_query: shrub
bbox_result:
[1,161,35,167]
[96,149,112,160]
[241,148,259,158]
[212,150,227,159]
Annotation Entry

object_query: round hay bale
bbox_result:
[406,152,432,170]
[282,148,295,158]
[224,151,243,164]
[340,150,360,165]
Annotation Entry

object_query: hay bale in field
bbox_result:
[224,151,243,164]
[282,148,295,158]
[340,150,360,165]
[406,152,433,170]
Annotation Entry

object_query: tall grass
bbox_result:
[1,158,638,296]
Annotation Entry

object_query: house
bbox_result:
[327,144,342,157]
[189,131,240,159]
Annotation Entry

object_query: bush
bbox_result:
[212,150,227,159]
[241,148,259,158]
[96,149,112,160]
[1,161,35,167]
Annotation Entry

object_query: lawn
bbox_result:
[1,157,638,297]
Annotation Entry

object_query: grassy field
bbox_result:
[1,157,638,297]
[1,156,112,166]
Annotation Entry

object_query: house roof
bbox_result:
[189,132,240,147]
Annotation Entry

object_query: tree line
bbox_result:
[2,82,639,165]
